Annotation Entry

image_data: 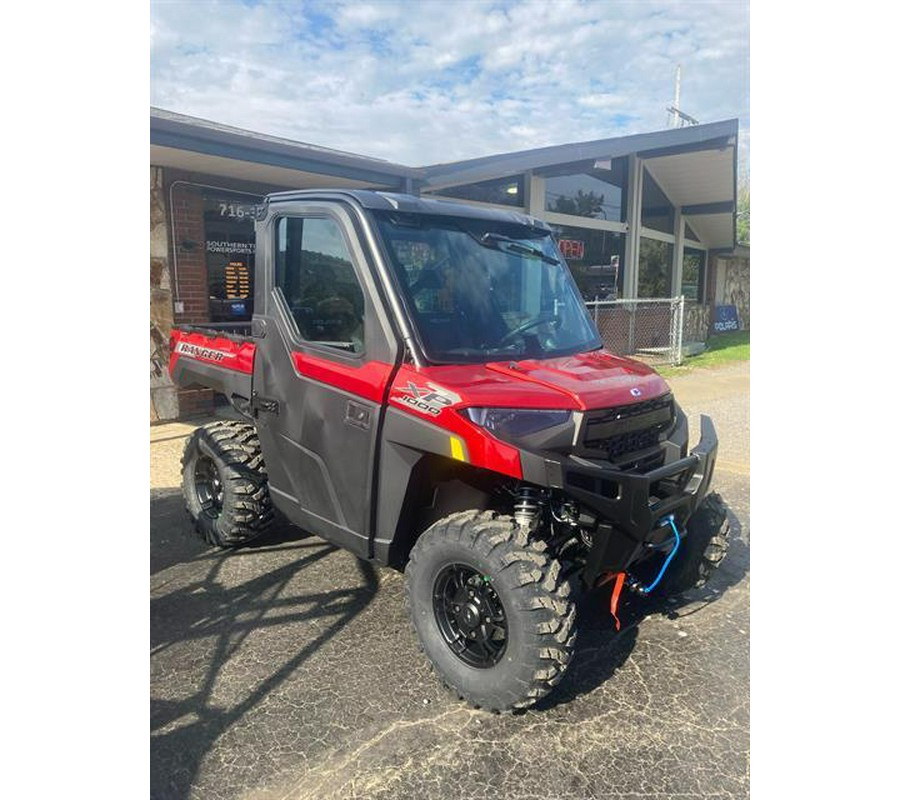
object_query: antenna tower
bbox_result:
[667,64,700,127]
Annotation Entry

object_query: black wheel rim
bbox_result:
[194,455,224,517]
[433,563,507,668]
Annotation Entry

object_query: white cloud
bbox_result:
[578,93,627,110]
[150,0,749,170]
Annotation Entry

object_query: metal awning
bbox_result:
[643,145,736,249]
[423,119,738,250]
[150,108,425,191]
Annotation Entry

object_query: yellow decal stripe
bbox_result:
[450,437,467,462]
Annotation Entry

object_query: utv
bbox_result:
[169,190,729,712]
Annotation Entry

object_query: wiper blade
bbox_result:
[476,232,560,265]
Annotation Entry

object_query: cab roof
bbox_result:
[265,189,552,231]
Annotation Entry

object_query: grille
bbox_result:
[582,393,674,461]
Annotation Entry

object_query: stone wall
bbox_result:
[150,167,179,422]
[721,256,750,330]
[683,302,711,342]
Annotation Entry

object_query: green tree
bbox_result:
[552,190,607,219]
[637,239,674,297]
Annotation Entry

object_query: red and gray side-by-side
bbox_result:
[169,189,729,712]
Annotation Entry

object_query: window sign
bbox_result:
[558,239,585,260]
[214,200,260,220]
[551,226,625,300]
[225,262,251,299]
[714,305,740,332]
[203,193,262,322]
[206,240,255,256]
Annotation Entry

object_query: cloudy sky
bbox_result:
[150,0,749,170]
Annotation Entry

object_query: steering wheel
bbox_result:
[496,315,556,347]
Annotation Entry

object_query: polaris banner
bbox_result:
[713,305,740,332]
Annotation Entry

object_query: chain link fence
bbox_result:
[585,297,685,366]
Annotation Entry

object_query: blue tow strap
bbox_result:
[641,515,682,594]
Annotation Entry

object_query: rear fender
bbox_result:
[168,329,256,410]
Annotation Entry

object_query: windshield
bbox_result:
[373,211,602,364]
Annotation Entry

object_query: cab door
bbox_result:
[250,201,400,557]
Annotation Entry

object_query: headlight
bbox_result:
[463,408,572,438]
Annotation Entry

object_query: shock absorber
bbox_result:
[513,486,543,533]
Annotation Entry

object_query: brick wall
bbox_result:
[168,179,214,415]
[169,184,210,326]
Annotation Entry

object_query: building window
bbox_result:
[544,157,627,222]
[685,222,701,243]
[275,217,365,353]
[203,193,261,322]
[682,247,706,302]
[638,238,674,297]
[641,170,674,234]
[550,225,624,300]
[439,176,524,207]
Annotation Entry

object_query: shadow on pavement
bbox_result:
[150,487,749,792]
[536,506,748,711]
[150,489,205,576]
[532,600,640,711]
[150,489,380,800]
[151,489,313,576]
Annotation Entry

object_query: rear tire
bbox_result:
[181,421,274,547]
[405,511,576,712]
[655,492,730,596]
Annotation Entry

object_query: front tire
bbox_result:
[181,421,274,547]
[405,511,576,712]
[655,492,730,596]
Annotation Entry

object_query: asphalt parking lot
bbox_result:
[151,361,750,800]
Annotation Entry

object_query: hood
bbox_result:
[400,349,670,411]
[485,350,670,410]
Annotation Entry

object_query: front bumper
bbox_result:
[565,414,717,537]
[520,415,718,583]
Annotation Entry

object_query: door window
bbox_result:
[275,217,365,353]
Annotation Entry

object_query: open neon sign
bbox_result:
[558,239,585,260]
